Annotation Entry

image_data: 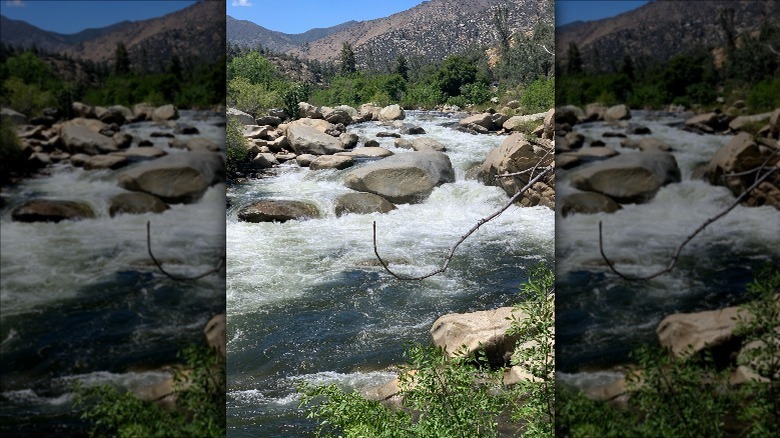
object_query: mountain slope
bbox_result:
[227,16,357,53]
[556,0,779,70]
[0,15,131,53]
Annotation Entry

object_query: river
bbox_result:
[225,111,555,436]
[0,110,226,435]
[556,110,780,389]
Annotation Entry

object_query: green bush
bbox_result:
[2,76,55,117]
[0,116,25,184]
[226,116,248,178]
[74,343,225,437]
[746,77,780,112]
[227,77,280,116]
[520,77,554,113]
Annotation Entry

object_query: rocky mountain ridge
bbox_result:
[556,0,779,70]
[227,16,358,53]
[1,0,225,69]
[228,0,552,68]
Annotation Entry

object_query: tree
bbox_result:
[113,42,131,76]
[435,55,478,97]
[394,54,409,81]
[340,42,357,75]
[566,43,583,75]
[493,5,512,57]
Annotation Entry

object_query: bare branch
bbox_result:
[147,221,225,281]
[599,166,778,281]
[541,45,554,56]
[768,43,780,57]
[374,166,553,280]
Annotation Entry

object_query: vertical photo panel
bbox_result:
[0,0,226,435]
[554,1,779,436]
[225,0,555,435]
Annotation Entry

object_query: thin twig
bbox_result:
[374,166,552,280]
[599,167,778,281]
[541,44,554,56]
[146,221,225,281]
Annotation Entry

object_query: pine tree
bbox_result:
[340,42,356,75]
[114,42,131,76]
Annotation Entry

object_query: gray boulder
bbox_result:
[379,104,405,121]
[84,155,129,170]
[237,200,320,222]
[118,151,224,204]
[152,104,179,122]
[560,192,622,217]
[60,123,117,155]
[287,124,345,155]
[227,108,256,125]
[310,155,354,170]
[344,151,454,204]
[411,137,446,152]
[570,151,681,203]
[12,199,95,222]
[1,107,28,125]
[334,192,396,216]
[604,104,631,121]
[109,192,169,216]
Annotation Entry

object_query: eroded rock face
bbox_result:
[237,200,320,222]
[570,151,681,204]
[478,133,555,208]
[334,192,396,216]
[12,199,95,222]
[118,151,224,204]
[344,151,455,204]
[430,307,523,367]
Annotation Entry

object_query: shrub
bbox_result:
[226,116,248,178]
[520,77,554,113]
[0,116,25,184]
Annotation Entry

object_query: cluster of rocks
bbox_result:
[231,102,557,222]
[555,103,780,216]
[4,102,224,222]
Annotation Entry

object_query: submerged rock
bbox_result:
[12,199,95,222]
[334,192,396,216]
[237,200,320,223]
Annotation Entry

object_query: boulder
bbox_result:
[585,103,607,121]
[84,155,129,170]
[570,151,681,203]
[344,151,455,204]
[12,199,95,222]
[108,192,169,216]
[111,147,166,160]
[394,138,413,150]
[95,106,126,125]
[243,125,269,139]
[237,200,320,222]
[400,125,426,135]
[227,107,256,125]
[152,104,179,122]
[334,192,396,216]
[656,306,744,358]
[555,105,585,125]
[60,123,117,155]
[287,117,335,134]
[378,104,405,121]
[339,132,359,148]
[287,124,345,155]
[71,102,96,118]
[310,155,354,170]
[184,138,222,152]
[560,192,622,217]
[411,137,446,152]
[604,104,631,121]
[113,132,133,149]
[69,153,91,167]
[728,113,772,132]
[1,107,28,125]
[503,113,547,132]
[132,103,156,121]
[359,103,382,121]
[335,147,393,159]
[296,154,317,167]
[323,107,353,125]
[459,113,493,130]
[204,314,226,359]
[118,151,224,204]
[245,153,278,170]
[255,115,282,126]
[298,102,323,119]
[478,133,555,208]
[430,307,522,367]
[704,132,763,195]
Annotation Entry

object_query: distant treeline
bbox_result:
[556,15,780,110]
[0,41,226,118]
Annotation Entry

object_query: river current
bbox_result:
[0,110,226,435]
[226,111,555,435]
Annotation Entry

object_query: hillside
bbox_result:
[226,16,357,53]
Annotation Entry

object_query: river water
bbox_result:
[225,111,555,436]
[556,111,780,388]
[0,110,226,435]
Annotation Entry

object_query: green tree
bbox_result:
[340,42,357,75]
[113,42,131,76]
[394,54,409,81]
[435,55,478,97]
[566,43,583,75]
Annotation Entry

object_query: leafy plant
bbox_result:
[226,116,249,178]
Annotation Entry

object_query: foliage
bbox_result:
[495,20,554,87]
[507,262,555,437]
[520,77,555,114]
[227,76,280,116]
[434,55,479,97]
[746,76,780,111]
[227,51,277,86]
[298,265,556,437]
[340,42,357,76]
[310,73,406,108]
[0,116,25,184]
[74,343,225,437]
[281,82,309,121]
[226,116,249,178]
[2,76,56,117]
[558,267,780,437]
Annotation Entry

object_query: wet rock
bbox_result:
[84,155,129,170]
[336,147,394,159]
[296,154,317,167]
[113,132,133,149]
[400,125,426,135]
[118,151,224,204]
[334,192,396,216]
[287,124,345,155]
[310,155,354,170]
[204,314,226,359]
[237,200,320,222]
[12,199,95,222]
[245,153,278,170]
[604,104,631,121]
[394,138,413,150]
[60,123,117,155]
[459,113,494,130]
[69,153,91,167]
[570,151,681,203]
[411,137,446,152]
[108,192,169,216]
[152,104,179,122]
[378,104,405,121]
[430,307,523,367]
[344,151,455,204]
[560,192,622,217]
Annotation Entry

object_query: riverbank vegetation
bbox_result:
[0,42,225,119]
[558,266,780,437]
[298,264,555,437]
[556,16,780,110]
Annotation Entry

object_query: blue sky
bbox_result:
[227,0,426,34]
[557,0,650,26]
[0,0,197,34]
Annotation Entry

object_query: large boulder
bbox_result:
[310,155,354,170]
[1,107,28,125]
[322,107,353,125]
[378,104,405,121]
[335,146,394,159]
[560,192,622,217]
[204,314,226,359]
[570,151,681,203]
[237,200,320,222]
[478,133,555,208]
[344,152,455,204]
[151,104,179,122]
[12,199,95,222]
[430,307,522,367]
[60,123,117,155]
[286,117,335,134]
[227,107,256,125]
[656,306,745,358]
[604,104,631,122]
[83,155,129,170]
[298,102,323,119]
[459,113,494,130]
[503,112,547,133]
[359,103,382,121]
[108,192,169,216]
[287,124,345,155]
[118,151,224,204]
[411,137,446,152]
[334,192,396,216]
